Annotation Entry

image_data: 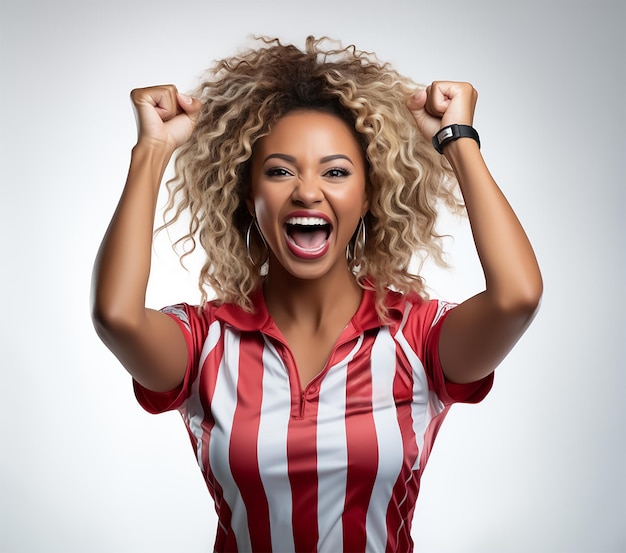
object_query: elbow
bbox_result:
[91,302,116,340]
[489,271,543,323]
[91,301,121,344]
[524,270,544,315]
[90,294,143,343]
[518,286,543,323]
[502,274,544,322]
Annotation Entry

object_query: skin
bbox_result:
[91,80,542,394]
[409,83,543,383]
[247,110,369,386]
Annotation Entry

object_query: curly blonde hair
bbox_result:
[162,36,462,318]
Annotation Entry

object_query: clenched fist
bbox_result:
[130,84,202,153]
[407,81,478,141]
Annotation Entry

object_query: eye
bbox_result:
[324,167,352,178]
[264,167,293,177]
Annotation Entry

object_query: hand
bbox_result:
[407,81,478,141]
[130,84,202,152]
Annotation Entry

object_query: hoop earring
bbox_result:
[348,216,366,267]
[246,217,269,268]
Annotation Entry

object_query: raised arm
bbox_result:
[91,85,202,392]
[408,82,543,384]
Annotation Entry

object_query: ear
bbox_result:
[361,188,370,217]
[245,197,255,217]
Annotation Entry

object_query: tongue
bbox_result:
[291,228,327,249]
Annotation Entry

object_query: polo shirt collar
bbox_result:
[213,286,406,335]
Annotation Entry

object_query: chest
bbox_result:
[202,325,423,454]
[203,326,418,493]
[177,318,443,553]
[281,326,345,389]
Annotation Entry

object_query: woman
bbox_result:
[91,36,542,552]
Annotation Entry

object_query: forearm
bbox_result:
[91,143,172,329]
[445,139,543,311]
[436,138,543,382]
[409,82,542,382]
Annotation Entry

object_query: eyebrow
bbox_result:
[262,153,354,165]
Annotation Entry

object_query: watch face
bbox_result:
[438,127,455,143]
[433,125,479,154]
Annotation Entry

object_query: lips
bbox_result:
[284,214,332,259]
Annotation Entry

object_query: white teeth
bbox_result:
[286,216,329,226]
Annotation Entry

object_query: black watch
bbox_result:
[432,124,480,154]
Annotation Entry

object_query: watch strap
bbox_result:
[432,124,480,154]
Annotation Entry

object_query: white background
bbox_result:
[1,1,624,552]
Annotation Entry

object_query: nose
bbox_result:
[291,175,323,206]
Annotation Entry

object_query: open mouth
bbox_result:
[284,216,332,257]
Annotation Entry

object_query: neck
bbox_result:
[263,263,362,332]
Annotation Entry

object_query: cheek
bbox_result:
[252,194,274,221]
[250,188,283,240]
[252,204,271,239]
[248,181,271,217]
[335,182,368,215]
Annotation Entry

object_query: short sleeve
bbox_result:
[423,301,494,405]
[133,303,209,414]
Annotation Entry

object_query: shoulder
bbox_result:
[384,288,450,320]
[385,289,457,343]
[160,300,222,336]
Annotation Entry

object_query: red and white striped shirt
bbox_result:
[134,288,492,552]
